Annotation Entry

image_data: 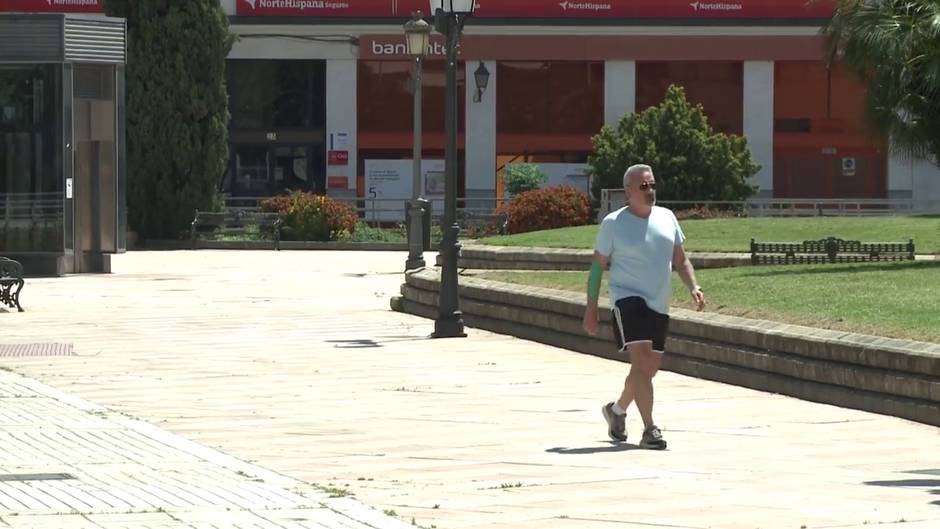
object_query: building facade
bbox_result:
[5,0,939,225]
[220,0,940,213]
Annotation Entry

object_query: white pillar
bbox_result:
[326,59,358,198]
[220,0,237,16]
[743,61,775,198]
[887,154,915,200]
[465,60,497,206]
[911,158,940,205]
[604,60,636,127]
[889,153,940,206]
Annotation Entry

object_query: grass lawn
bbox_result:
[476,260,940,343]
[476,216,940,254]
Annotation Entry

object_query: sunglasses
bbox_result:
[639,182,657,190]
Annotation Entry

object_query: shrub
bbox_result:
[503,163,548,195]
[261,191,358,241]
[496,186,592,234]
[347,222,406,243]
[588,84,759,203]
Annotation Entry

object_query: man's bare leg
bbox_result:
[616,369,636,413]
[615,342,659,416]
[626,343,666,449]
[626,344,659,427]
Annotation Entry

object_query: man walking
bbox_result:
[582,164,706,449]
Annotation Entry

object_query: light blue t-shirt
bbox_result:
[593,206,685,315]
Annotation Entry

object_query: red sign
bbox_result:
[452,0,835,19]
[237,0,834,19]
[0,0,104,12]
[236,0,394,17]
[328,176,350,189]
[328,150,349,166]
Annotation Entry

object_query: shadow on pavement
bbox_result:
[546,443,640,454]
[326,336,433,348]
[864,479,940,487]
[864,472,940,508]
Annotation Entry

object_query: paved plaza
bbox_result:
[0,250,937,529]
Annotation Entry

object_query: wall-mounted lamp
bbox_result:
[473,61,490,103]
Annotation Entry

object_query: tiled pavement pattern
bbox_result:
[0,250,938,529]
[0,369,411,528]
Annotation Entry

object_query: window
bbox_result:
[358,60,465,134]
[636,61,743,136]
[0,65,63,252]
[497,61,604,135]
[774,61,869,131]
[227,60,325,130]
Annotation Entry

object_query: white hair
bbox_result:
[623,164,653,189]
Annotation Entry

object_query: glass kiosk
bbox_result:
[0,13,126,276]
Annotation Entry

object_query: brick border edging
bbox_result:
[440,244,937,270]
[438,244,750,270]
[141,240,409,251]
[392,269,940,427]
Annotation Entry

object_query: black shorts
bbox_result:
[611,296,670,353]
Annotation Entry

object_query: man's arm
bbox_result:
[673,243,705,311]
[582,251,609,335]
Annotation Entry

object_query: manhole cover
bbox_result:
[0,343,75,358]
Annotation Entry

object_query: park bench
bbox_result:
[190,210,283,250]
[0,257,24,312]
[750,236,915,265]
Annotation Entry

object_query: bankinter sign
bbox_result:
[371,40,449,58]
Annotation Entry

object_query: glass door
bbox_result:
[230,145,271,197]
[226,143,324,198]
[72,64,116,273]
[272,145,311,194]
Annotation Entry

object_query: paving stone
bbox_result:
[0,251,938,529]
[0,368,407,528]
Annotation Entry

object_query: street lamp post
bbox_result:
[431,0,474,339]
[404,11,432,271]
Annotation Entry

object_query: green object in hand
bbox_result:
[587,261,603,301]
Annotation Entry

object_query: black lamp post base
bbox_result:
[405,257,426,270]
[405,199,430,271]
[432,314,466,338]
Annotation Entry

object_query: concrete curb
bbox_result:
[392,268,940,427]
[438,244,939,270]
[438,244,750,270]
[142,240,409,251]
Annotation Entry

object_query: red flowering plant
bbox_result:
[495,185,592,234]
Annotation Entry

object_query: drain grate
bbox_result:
[0,473,76,482]
[0,343,75,358]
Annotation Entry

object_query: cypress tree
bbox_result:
[104,0,233,239]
